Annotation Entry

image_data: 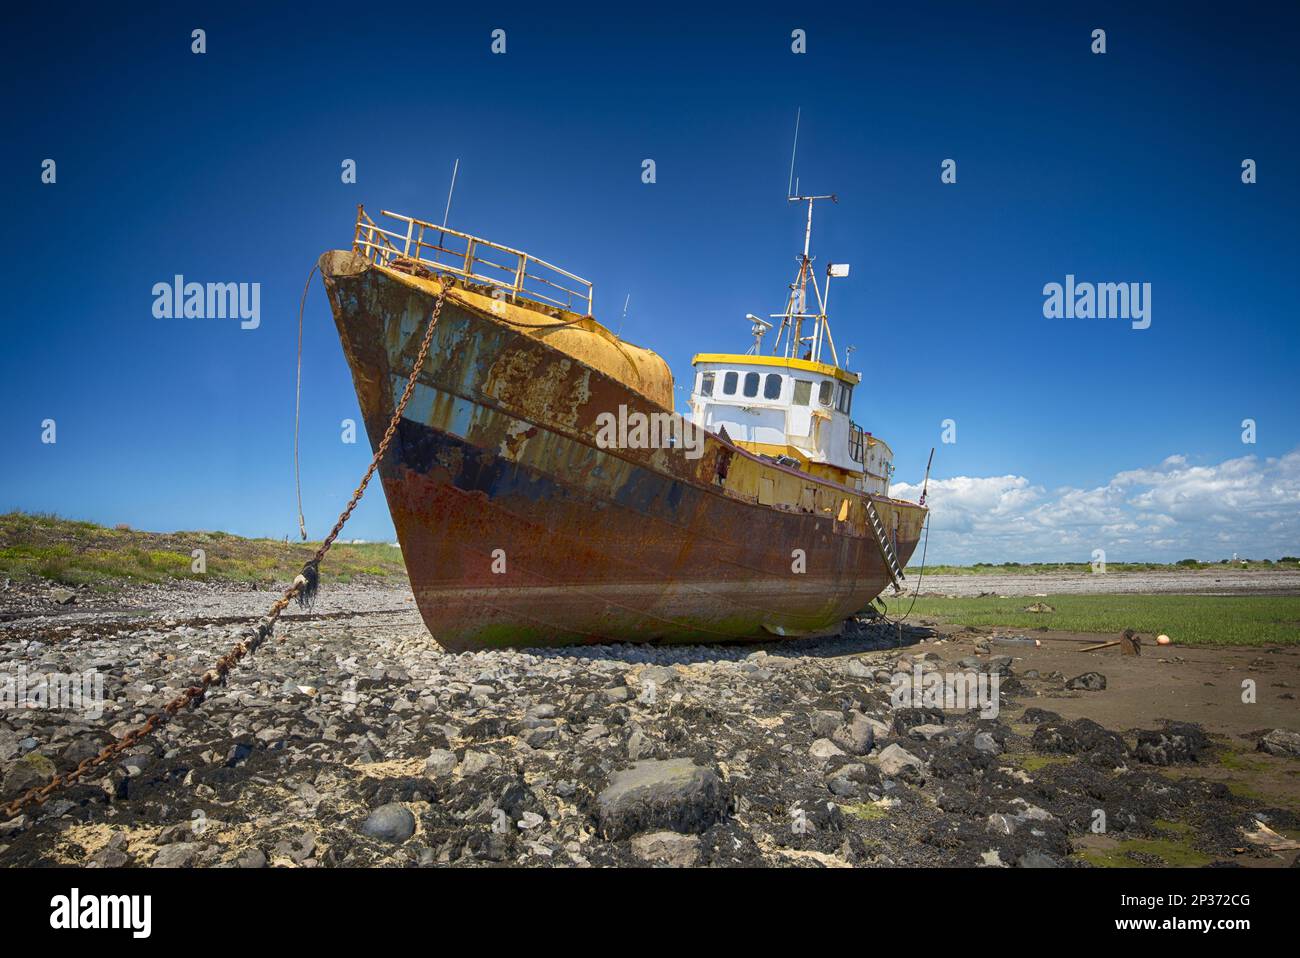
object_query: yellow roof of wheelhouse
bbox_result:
[691,352,861,385]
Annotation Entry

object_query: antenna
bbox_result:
[786,108,801,199]
[442,158,460,227]
[618,293,630,336]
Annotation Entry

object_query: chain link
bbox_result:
[1,283,451,821]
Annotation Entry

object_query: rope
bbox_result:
[293,264,319,541]
[880,511,931,634]
[1,281,451,822]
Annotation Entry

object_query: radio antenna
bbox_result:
[786,108,801,199]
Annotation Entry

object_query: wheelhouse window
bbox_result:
[742,371,760,398]
[835,383,853,414]
[792,379,812,405]
[763,373,782,400]
[817,380,833,406]
[722,371,738,395]
[699,371,715,397]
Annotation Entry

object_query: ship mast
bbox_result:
[771,193,843,367]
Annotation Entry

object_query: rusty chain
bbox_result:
[1,282,452,822]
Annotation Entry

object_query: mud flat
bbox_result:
[1,578,1297,868]
[915,568,1300,597]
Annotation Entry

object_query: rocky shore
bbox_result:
[1,578,1296,867]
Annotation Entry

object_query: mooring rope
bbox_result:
[881,510,931,638]
[1,282,451,822]
[293,264,319,541]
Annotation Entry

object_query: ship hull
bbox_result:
[321,251,927,650]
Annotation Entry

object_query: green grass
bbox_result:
[0,511,409,589]
[1075,823,1215,868]
[903,593,1300,646]
[1009,753,1074,773]
[842,802,890,822]
[910,559,1298,575]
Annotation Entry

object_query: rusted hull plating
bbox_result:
[321,251,927,650]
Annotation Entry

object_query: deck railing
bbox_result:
[352,205,594,316]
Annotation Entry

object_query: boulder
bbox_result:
[360,803,416,843]
[630,830,701,866]
[874,743,923,777]
[1257,729,1300,759]
[595,758,728,840]
[1065,672,1107,691]
[831,712,876,755]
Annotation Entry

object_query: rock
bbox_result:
[1032,718,1128,762]
[518,811,545,830]
[89,849,131,868]
[424,748,458,778]
[973,731,1002,755]
[874,743,923,777]
[1017,850,1060,868]
[2,752,56,799]
[893,708,944,736]
[1021,708,1061,725]
[908,723,950,742]
[458,750,503,777]
[809,738,845,760]
[524,726,558,749]
[987,813,1018,836]
[360,803,416,843]
[595,758,728,840]
[638,665,677,688]
[235,848,267,868]
[1257,729,1300,759]
[810,710,843,738]
[827,776,860,797]
[831,712,876,755]
[630,830,700,866]
[843,658,874,679]
[1066,672,1107,691]
[272,832,317,864]
[985,655,1014,676]
[151,843,198,868]
[1133,723,1209,765]
[49,588,77,605]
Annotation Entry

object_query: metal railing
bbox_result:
[352,205,594,316]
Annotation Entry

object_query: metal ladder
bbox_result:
[865,498,906,594]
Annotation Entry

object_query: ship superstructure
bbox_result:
[688,195,894,495]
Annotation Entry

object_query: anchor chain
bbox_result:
[2,281,452,821]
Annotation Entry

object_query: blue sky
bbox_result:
[3,2,1297,562]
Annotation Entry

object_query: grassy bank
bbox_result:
[0,512,408,588]
[903,593,1300,646]
[909,560,1298,575]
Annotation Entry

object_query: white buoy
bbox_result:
[1156,634,1172,646]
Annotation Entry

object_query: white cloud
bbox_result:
[891,449,1300,563]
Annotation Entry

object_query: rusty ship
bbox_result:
[321,199,927,650]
